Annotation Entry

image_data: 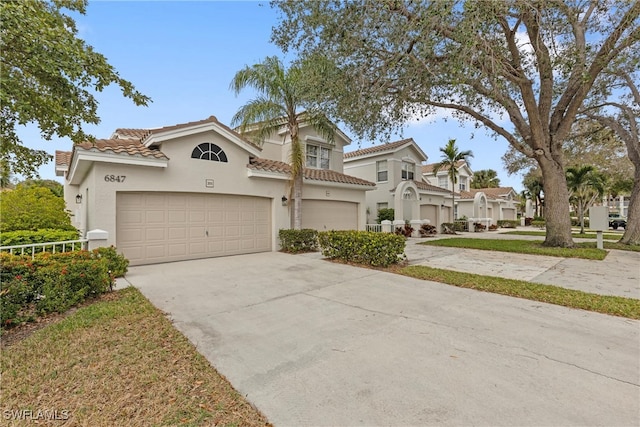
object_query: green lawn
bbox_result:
[420,238,608,259]
[503,230,622,240]
[0,288,270,427]
[399,265,640,319]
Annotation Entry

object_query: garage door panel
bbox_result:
[301,200,358,231]
[117,193,272,265]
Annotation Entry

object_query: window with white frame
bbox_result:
[459,176,468,191]
[376,160,388,182]
[438,176,448,188]
[306,144,330,169]
[401,161,415,180]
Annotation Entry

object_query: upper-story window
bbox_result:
[191,142,228,162]
[438,176,448,188]
[401,162,415,180]
[459,176,468,191]
[376,160,388,182]
[306,144,330,169]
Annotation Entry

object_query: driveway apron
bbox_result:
[127,252,640,426]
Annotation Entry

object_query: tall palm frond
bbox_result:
[432,139,473,221]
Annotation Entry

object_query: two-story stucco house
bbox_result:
[343,139,452,229]
[55,115,374,265]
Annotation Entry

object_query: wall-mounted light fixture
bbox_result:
[76,194,83,204]
[281,196,288,206]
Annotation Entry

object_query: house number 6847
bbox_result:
[104,175,126,183]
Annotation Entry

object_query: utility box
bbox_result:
[589,206,608,231]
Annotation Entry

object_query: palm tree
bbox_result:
[523,173,544,218]
[471,169,500,189]
[566,165,607,234]
[433,139,473,221]
[230,56,336,230]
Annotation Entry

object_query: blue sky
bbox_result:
[21,0,523,191]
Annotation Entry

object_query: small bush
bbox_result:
[488,224,498,231]
[93,246,129,277]
[473,222,486,232]
[419,224,437,237]
[279,229,319,253]
[318,230,405,267]
[497,220,519,228]
[376,208,395,223]
[441,223,457,234]
[570,217,590,227]
[395,223,414,237]
[531,220,546,229]
[524,217,533,226]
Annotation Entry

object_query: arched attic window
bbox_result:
[191,142,228,162]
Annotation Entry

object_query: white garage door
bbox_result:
[502,208,517,220]
[301,200,358,231]
[420,205,438,223]
[116,192,271,265]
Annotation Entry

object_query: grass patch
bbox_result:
[421,238,608,259]
[576,241,640,252]
[399,265,640,319]
[0,287,270,427]
[503,230,622,240]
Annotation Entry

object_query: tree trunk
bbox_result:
[579,204,585,234]
[292,169,303,230]
[620,167,640,245]
[539,157,575,247]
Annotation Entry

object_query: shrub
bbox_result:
[497,220,519,228]
[395,223,414,237]
[0,229,80,254]
[488,224,498,231]
[441,223,457,234]
[93,246,129,277]
[570,217,590,227]
[318,230,405,267]
[0,186,75,232]
[278,229,318,253]
[419,224,437,237]
[531,220,546,229]
[524,217,533,226]
[473,222,486,232]
[376,208,395,223]
[0,250,115,328]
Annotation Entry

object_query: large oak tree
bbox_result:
[1,0,150,178]
[272,0,640,247]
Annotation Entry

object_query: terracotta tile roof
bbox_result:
[422,160,467,174]
[414,180,451,193]
[113,128,148,139]
[75,139,169,160]
[55,150,72,166]
[141,115,261,151]
[344,139,414,159]
[247,158,375,187]
[473,187,516,198]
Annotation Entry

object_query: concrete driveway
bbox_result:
[126,252,640,426]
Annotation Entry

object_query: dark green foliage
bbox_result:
[278,229,318,253]
[441,222,466,233]
[93,246,129,277]
[0,229,80,251]
[497,220,519,228]
[0,249,123,329]
[0,187,75,232]
[570,217,590,228]
[317,230,405,267]
[376,208,395,223]
[531,220,546,229]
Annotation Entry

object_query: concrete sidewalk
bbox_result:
[126,250,640,426]
[403,236,640,298]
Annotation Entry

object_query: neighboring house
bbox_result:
[422,160,474,193]
[344,139,452,229]
[457,187,519,222]
[55,115,374,265]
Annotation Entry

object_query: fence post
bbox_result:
[86,229,109,251]
[381,220,392,233]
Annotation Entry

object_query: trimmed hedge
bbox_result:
[497,220,519,228]
[571,217,590,227]
[279,229,318,253]
[0,248,126,328]
[531,220,546,229]
[317,230,405,267]
[376,208,395,223]
[0,229,80,248]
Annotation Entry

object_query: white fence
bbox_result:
[0,239,89,259]
[366,224,383,232]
